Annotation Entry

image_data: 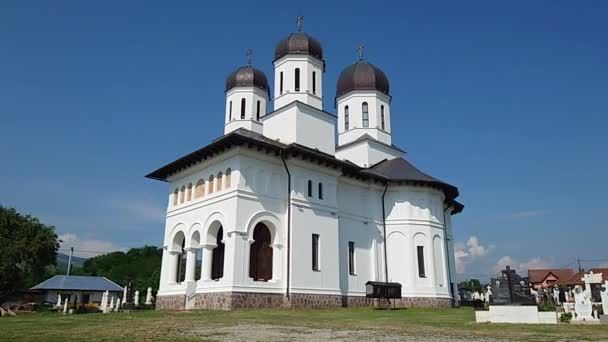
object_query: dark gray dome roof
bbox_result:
[274,32,323,61]
[336,61,390,98]
[225,65,270,95]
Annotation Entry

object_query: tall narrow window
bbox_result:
[240,98,246,119]
[318,183,323,200]
[180,186,185,203]
[417,246,426,278]
[186,183,192,201]
[312,71,316,94]
[216,172,223,192]
[176,239,186,282]
[173,189,179,206]
[362,102,369,127]
[307,180,313,197]
[280,72,284,94]
[380,105,385,130]
[348,241,355,275]
[256,100,261,120]
[229,101,232,121]
[208,175,214,194]
[312,234,320,271]
[295,68,300,91]
[225,168,231,188]
[344,106,349,130]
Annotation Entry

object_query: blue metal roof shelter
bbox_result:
[31,275,123,292]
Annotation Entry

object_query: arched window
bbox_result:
[380,105,385,130]
[256,100,261,120]
[344,106,349,130]
[312,71,316,94]
[211,227,225,280]
[225,168,232,188]
[228,101,232,121]
[362,102,369,128]
[280,72,284,94]
[179,186,185,203]
[318,182,323,200]
[240,98,246,119]
[249,223,273,281]
[186,183,192,201]
[195,179,204,198]
[176,239,186,283]
[307,180,313,197]
[173,189,179,206]
[216,172,223,192]
[294,68,300,91]
[208,175,214,194]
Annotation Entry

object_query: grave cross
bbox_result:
[356,43,365,61]
[246,48,252,66]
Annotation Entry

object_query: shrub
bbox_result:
[537,302,556,312]
[560,312,573,323]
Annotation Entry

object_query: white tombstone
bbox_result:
[145,287,153,305]
[109,296,115,311]
[530,287,540,304]
[62,298,68,314]
[553,286,560,305]
[564,288,570,303]
[123,285,128,305]
[101,290,109,313]
[56,294,62,308]
[573,285,596,321]
[486,285,493,303]
[134,290,140,306]
[473,291,481,301]
[600,280,608,316]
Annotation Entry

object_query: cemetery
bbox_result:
[474,266,608,325]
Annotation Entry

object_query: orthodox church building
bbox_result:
[147,19,463,310]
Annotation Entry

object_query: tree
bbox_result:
[0,206,59,301]
[77,246,162,296]
[458,279,482,293]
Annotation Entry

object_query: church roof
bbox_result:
[31,275,123,292]
[274,32,324,62]
[335,134,405,154]
[225,65,270,95]
[145,129,462,213]
[336,61,390,98]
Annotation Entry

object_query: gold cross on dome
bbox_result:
[356,43,365,61]
[246,48,252,65]
[296,15,303,32]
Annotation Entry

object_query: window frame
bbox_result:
[312,233,320,271]
[380,105,385,130]
[362,102,369,128]
[312,71,316,94]
[417,245,426,278]
[318,182,323,200]
[295,68,300,92]
[240,98,246,119]
[344,105,349,130]
[307,180,313,197]
[348,241,356,275]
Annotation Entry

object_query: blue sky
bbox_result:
[1,1,607,279]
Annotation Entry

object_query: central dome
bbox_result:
[225,65,270,95]
[336,61,390,98]
[274,32,323,62]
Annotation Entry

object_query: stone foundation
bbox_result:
[155,294,185,310]
[156,291,451,310]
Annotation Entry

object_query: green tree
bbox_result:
[458,279,482,293]
[0,206,59,301]
[78,246,162,295]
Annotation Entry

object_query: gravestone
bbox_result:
[145,287,153,305]
[490,266,535,305]
[601,280,608,318]
[573,285,595,321]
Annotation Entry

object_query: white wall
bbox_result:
[273,55,323,110]
[335,139,403,167]
[336,90,391,145]
[225,87,268,134]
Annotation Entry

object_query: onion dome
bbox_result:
[225,65,270,95]
[274,32,324,62]
[336,61,390,98]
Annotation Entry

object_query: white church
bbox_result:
[147,19,463,310]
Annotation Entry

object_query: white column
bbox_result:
[200,245,215,281]
[184,248,197,282]
[167,251,180,284]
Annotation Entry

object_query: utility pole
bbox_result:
[577,258,583,274]
[66,247,74,276]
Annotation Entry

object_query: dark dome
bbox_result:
[336,61,390,98]
[274,32,323,61]
[225,65,270,95]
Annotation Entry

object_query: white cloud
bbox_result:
[494,255,551,274]
[58,233,122,257]
[454,235,494,273]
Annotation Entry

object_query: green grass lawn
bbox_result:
[1,307,607,341]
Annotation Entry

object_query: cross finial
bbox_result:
[246,48,252,65]
[296,15,303,32]
[356,43,365,61]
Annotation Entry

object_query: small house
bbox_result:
[31,275,123,305]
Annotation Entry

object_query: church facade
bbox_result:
[147,22,463,310]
